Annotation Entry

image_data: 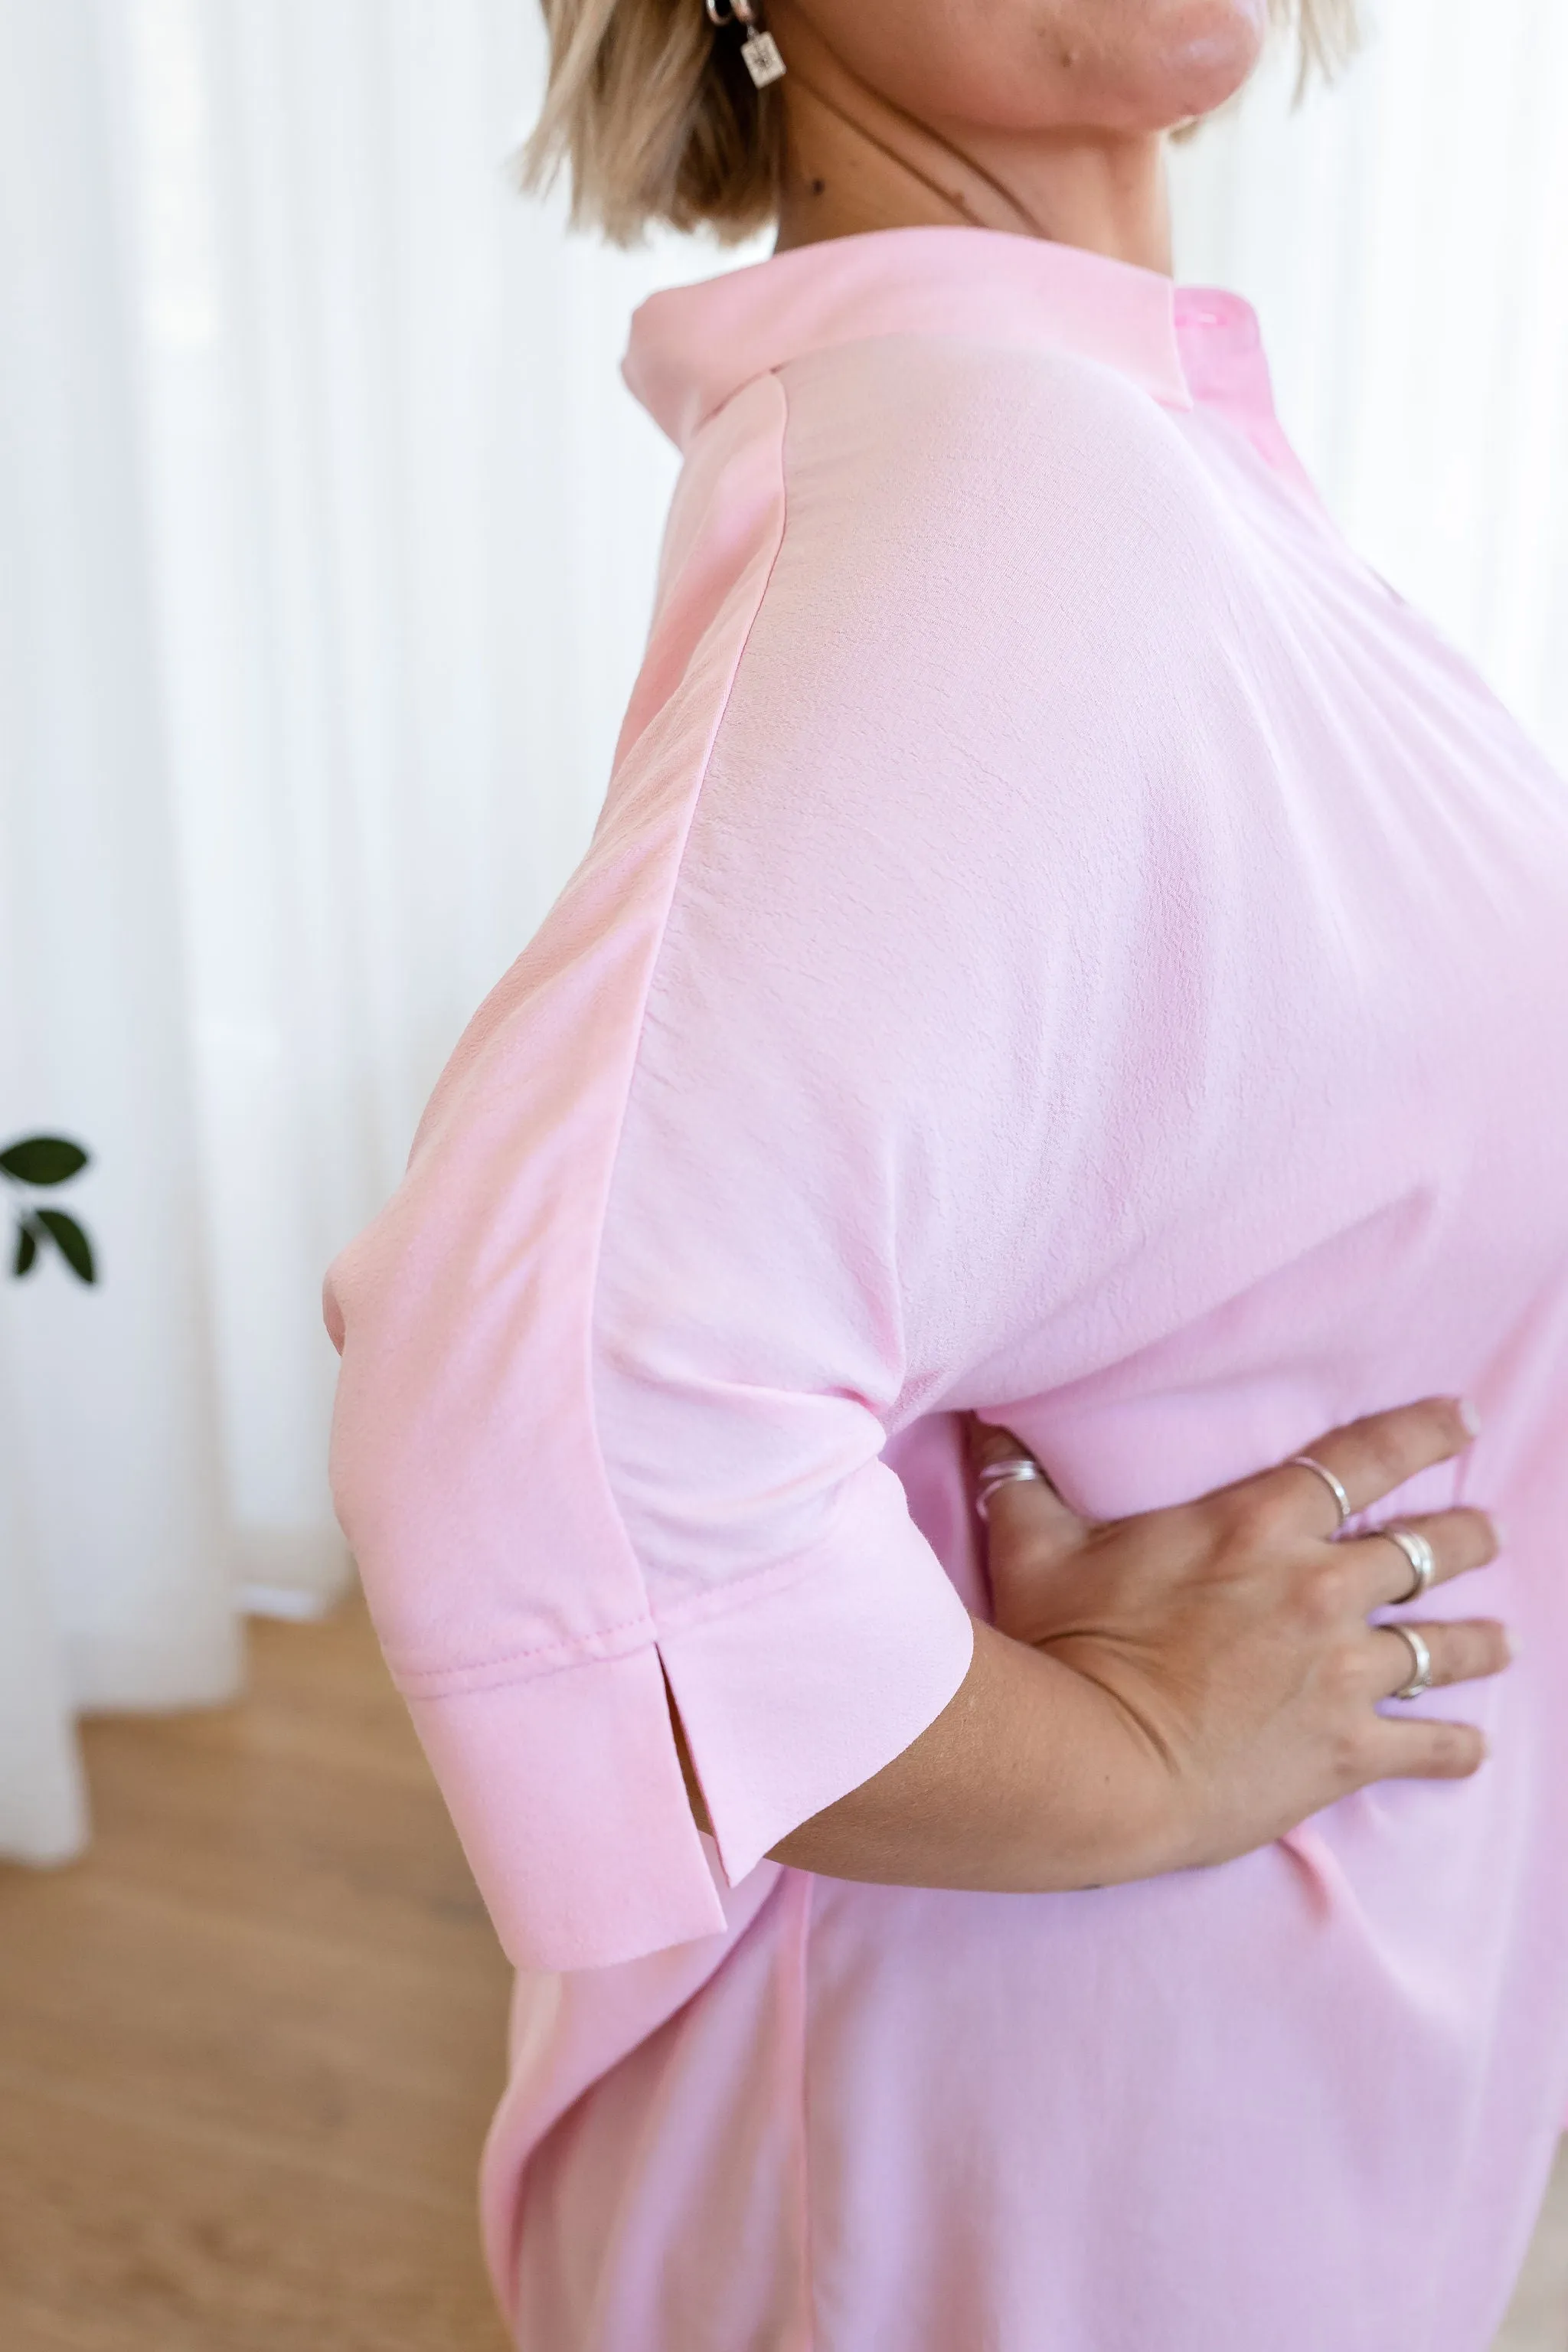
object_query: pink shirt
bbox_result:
[325,228,1568,2350]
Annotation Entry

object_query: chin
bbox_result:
[867,0,1270,144]
[1119,0,1269,124]
[1008,0,1266,132]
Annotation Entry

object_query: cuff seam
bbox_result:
[387,1526,890,1699]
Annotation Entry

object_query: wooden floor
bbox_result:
[0,1595,513,2352]
[0,1592,1563,2352]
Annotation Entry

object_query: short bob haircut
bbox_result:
[521,0,1361,248]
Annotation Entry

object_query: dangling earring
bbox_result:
[704,0,787,88]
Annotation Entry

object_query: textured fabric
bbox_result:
[324,227,1568,2352]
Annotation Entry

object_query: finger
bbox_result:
[1250,1396,1477,1538]
[1344,1508,1500,1606]
[965,1416,1086,1557]
[1360,1716,1488,1783]
[967,1416,1048,1476]
[1370,1616,1511,1700]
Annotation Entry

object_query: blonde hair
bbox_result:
[521,0,1361,248]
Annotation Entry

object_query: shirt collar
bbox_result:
[623,225,1220,450]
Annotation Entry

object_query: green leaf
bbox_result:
[0,1135,90,1187]
[12,1217,38,1277]
[34,1208,96,1284]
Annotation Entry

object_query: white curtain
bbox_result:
[1,0,1563,1864]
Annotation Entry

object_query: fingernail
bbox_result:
[1504,1627,1521,1663]
[1458,1397,1482,1438]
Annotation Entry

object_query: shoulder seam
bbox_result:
[580,368,794,1611]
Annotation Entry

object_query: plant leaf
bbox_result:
[34,1208,96,1284]
[0,1135,90,1186]
[12,1217,38,1276]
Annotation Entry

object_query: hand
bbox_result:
[968,1399,1508,1877]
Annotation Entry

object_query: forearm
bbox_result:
[671,1618,1166,1893]
[668,1394,1498,1896]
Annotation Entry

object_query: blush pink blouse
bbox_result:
[325,227,1568,2350]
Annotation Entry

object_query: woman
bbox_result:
[324,0,1568,2343]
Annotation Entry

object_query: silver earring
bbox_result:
[704,0,786,87]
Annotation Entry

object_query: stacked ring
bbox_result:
[975,1457,1047,1521]
[1285,1453,1353,1530]
[1389,1623,1434,1700]
[1377,1524,1437,1606]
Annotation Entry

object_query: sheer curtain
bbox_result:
[0,0,734,1860]
[1,0,1563,1863]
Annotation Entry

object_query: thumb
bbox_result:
[965,1413,1089,1566]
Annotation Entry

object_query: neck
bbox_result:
[770,13,1173,273]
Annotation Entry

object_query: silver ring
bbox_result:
[975,1459,1046,1521]
[1390,1623,1434,1700]
[1286,1453,1352,1530]
[1377,1525,1436,1606]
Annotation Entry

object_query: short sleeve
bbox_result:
[324,832,976,1972]
[323,373,978,1972]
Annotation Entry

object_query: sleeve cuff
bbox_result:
[657,1464,976,1890]
[406,1644,727,1971]
[401,1465,975,1971]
